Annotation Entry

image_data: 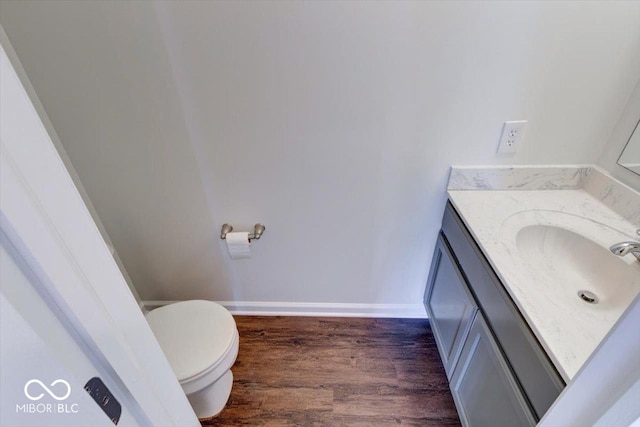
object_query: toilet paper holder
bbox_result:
[220,223,266,241]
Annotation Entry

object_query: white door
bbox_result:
[0,38,199,427]
[1,229,140,426]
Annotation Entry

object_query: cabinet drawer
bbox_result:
[424,234,478,379]
[442,201,564,419]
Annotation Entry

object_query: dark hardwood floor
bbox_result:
[204,316,461,426]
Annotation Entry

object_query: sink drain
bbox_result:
[578,290,598,304]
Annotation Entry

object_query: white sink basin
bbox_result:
[500,210,640,314]
[515,224,640,310]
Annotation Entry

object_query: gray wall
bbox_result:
[597,81,640,189]
[2,1,639,307]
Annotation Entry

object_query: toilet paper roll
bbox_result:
[225,232,251,259]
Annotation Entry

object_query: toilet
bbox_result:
[145,300,239,419]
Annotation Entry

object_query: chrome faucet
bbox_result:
[609,241,640,261]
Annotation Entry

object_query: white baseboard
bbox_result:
[141,300,427,319]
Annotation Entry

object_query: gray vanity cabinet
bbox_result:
[424,202,564,427]
[424,235,477,379]
[450,313,537,427]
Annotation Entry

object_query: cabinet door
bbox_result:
[451,313,536,427]
[424,234,477,379]
[442,202,564,418]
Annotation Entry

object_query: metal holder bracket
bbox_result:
[220,223,266,241]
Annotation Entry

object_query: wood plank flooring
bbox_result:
[204,316,461,426]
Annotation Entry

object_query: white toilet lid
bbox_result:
[145,300,236,381]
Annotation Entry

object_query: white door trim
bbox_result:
[0,42,199,426]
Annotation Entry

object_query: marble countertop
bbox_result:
[446,165,640,382]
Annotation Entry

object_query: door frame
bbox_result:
[0,40,199,427]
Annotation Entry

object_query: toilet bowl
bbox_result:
[145,300,239,419]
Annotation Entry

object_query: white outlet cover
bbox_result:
[497,120,527,154]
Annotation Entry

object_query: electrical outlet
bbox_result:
[497,120,527,154]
